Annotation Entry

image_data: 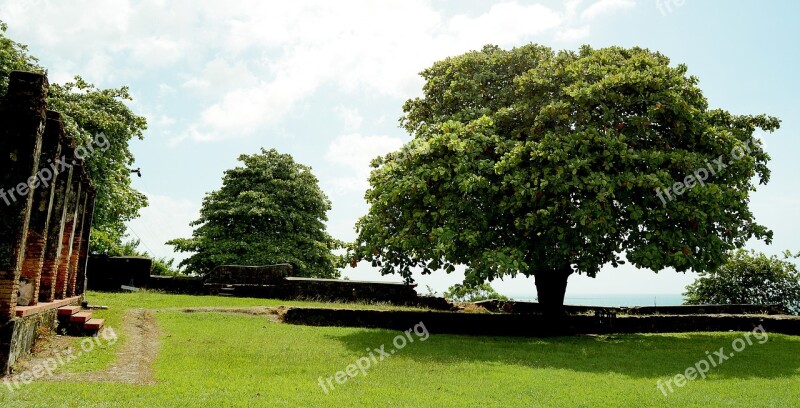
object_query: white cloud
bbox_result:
[83,54,115,84]
[156,115,176,126]
[0,0,637,143]
[581,0,637,21]
[130,37,187,68]
[189,72,317,140]
[334,106,364,131]
[180,58,258,96]
[158,83,176,96]
[325,134,405,193]
[448,2,563,46]
[180,0,571,142]
[564,0,585,19]
[556,26,591,41]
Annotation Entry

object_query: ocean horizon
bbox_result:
[510,293,685,307]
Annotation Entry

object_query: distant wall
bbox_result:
[476,300,791,316]
[145,275,204,294]
[86,255,152,291]
[205,264,291,285]
[280,277,419,304]
[86,262,426,306]
[135,275,423,306]
[620,304,790,316]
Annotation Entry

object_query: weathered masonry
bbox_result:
[0,71,96,373]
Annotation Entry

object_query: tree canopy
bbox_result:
[0,22,148,254]
[684,249,800,314]
[168,148,342,277]
[353,44,779,313]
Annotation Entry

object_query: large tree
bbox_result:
[168,148,342,277]
[0,22,148,254]
[685,250,800,314]
[353,44,779,316]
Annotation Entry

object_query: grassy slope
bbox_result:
[1,291,799,407]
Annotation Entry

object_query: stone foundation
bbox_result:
[283,308,800,337]
[0,297,80,374]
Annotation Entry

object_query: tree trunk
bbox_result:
[533,264,573,320]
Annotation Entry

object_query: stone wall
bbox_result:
[283,307,800,337]
[281,277,419,304]
[0,307,60,373]
[146,275,205,294]
[86,255,152,291]
[475,300,791,316]
[205,264,292,285]
[84,261,424,306]
[134,273,423,306]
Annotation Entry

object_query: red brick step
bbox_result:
[84,318,104,331]
[58,305,82,316]
[70,311,92,323]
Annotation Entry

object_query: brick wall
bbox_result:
[0,71,96,317]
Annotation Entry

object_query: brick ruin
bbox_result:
[0,71,96,373]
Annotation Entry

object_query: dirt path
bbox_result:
[3,306,284,386]
[51,308,160,385]
[5,308,161,386]
[177,306,287,323]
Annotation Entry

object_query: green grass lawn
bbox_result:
[1,291,799,407]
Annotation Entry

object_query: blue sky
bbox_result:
[1,0,797,298]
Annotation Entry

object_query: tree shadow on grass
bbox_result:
[325,329,800,380]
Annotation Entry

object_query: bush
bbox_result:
[684,249,800,314]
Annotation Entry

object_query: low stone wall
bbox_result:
[280,278,419,304]
[476,300,617,315]
[619,304,789,315]
[96,267,425,307]
[284,308,606,336]
[201,283,280,298]
[475,300,790,316]
[613,314,800,335]
[283,307,800,337]
[0,300,77,374]
[205,264,291,285]
[146,275,204,294]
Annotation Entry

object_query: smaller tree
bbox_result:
[684,249,800,314]
[444,283,509,303]
[168,148,342,278]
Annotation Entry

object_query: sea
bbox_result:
[512,293,685,307]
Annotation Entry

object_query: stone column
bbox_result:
[75,188,95,297]
[67,176,89,297]
[0,72,48,319]
[55,163,83,299]
[19,111,63,306]
[38,130,74,303]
